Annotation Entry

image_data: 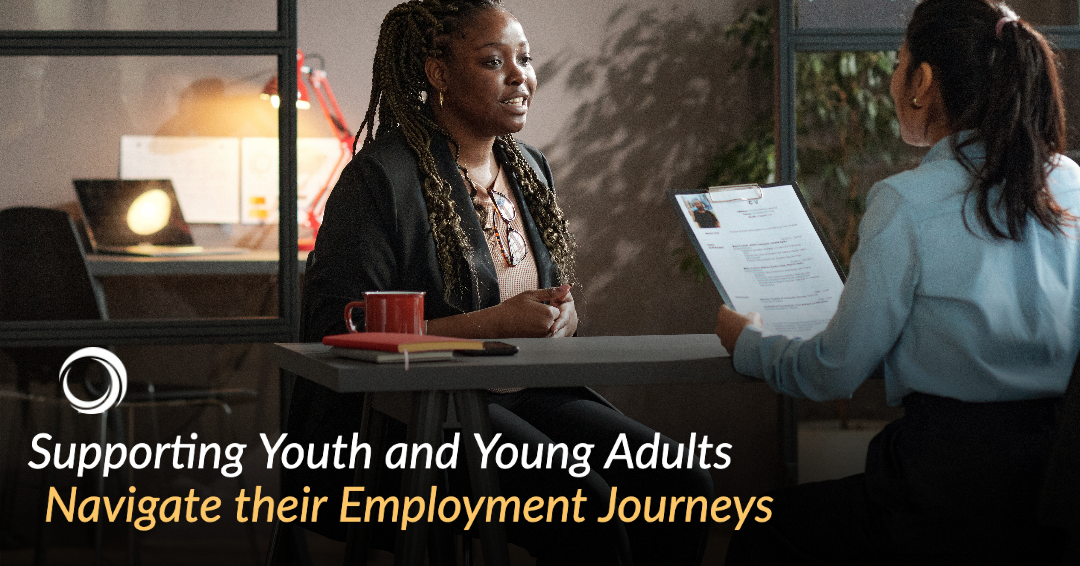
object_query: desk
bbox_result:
[276,334,744,392]
[274,334,746,566]
[86,250,308,277]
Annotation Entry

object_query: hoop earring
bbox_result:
[912,97,923,109]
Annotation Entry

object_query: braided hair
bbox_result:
[355,0,576,305]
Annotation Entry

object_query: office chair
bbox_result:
[1040,350,1080,565]
[0,206,259,565]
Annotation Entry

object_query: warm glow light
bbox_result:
[260,54,312,110]
[263,92,306,109]
[126,189,171,235]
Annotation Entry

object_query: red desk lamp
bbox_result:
[261,50,353,250]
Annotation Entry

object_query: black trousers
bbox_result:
[726,392,1065,565]
[285,382,713,565]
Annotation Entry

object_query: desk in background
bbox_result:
[86,250,309,277]
[85,251,308,320]
[274,334,746,566]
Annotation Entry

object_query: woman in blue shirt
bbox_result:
[718,0,1079,563]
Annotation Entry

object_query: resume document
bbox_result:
[672,185,844,340]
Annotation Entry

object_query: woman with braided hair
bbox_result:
[287,1,713,563]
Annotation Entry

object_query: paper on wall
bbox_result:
[239,137,347,225]
[120,135,240,224]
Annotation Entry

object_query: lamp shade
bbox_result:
[259,50,310,109]
[259,75,280,107]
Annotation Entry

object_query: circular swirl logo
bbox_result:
[59,347,128,414]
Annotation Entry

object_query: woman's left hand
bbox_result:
[715,305,762,353]
[548,285,578,338]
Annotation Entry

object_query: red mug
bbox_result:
[344,291,425,334]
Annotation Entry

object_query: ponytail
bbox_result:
[906,0,1073,240]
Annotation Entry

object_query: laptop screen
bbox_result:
[73,179,195,248]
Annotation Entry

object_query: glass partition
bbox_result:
[1,56,278,208]
[0,55,324,321]
[796,0,918,29]
[0,0,297,346]
[4,0,277,31]
[1059,51,1080,156]
[792,48,1080,274]
[786,2,1080,267]
[794,50,925,269]
[796,0,1078,29]
[1010,0,1079,26]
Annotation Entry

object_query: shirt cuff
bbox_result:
[732,325,766,379]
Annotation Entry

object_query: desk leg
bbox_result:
[343,395,390,566]
[394,391,448,566]
[455,391,510,566]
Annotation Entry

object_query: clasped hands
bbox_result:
[498,284,577,338]
[426,284,577,339]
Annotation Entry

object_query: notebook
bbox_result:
[73,179,246,256]
[328,347,455,364]
[321,332,484,353]
[322,332,481,370]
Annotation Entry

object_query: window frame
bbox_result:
[0,1,300,347]
[778,3,1080,184]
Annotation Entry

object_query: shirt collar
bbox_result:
[921,130,982,165]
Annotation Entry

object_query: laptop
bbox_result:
[73,179,246,257]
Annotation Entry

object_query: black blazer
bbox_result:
[286,129,579,541]
[301,127,560,341]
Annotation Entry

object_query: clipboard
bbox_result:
[668,183,847,338]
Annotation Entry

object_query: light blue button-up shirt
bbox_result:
[733,134,1080,405]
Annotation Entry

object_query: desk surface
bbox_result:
[87,250,308,276]
[274,334,746,393]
